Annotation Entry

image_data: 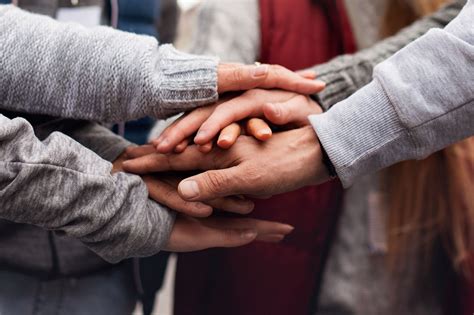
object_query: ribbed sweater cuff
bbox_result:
[311,62,354,111]
[309,80,406,187]
[156,45,219,117]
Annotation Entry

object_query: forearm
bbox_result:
[0,5,218,122]
[61,121,133,162]
[310,0,474,187]
[0,114,174,263]
[311,0,465,110]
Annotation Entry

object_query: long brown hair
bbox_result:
[382,0,474,281]
[381,0,449,37]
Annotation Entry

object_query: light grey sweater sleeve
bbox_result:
[312,0,465,110]
[0,5,218,122]
[59,120,133,162]
[189,0,260,64]
[0,114,174,263]
[310,0,474,187]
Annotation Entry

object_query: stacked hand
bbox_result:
[117,63,332,252]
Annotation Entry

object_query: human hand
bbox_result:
[217,63,324,94]
[164,215,294,252]
[124,126,331,201]
[125,145,255,217]
[153,89,323,153]
[111,150,128,173]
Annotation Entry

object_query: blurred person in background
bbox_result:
[167,1,356,314]
[316,1,474,315]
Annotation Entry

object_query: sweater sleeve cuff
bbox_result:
[154,45,219,118]
[309,80,407,187]
[311,61,356,111]
[125,200,175,260]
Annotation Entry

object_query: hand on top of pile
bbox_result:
[217,63,324,95]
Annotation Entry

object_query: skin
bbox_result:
[109,66,324,252]
[153,89,323,153]
[123,126,331,203]
[217,64,323,94]
[113,149,294,252]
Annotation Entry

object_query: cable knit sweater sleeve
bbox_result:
[0,5,218,122]
[310,0,473,187]
[311,0,465,110]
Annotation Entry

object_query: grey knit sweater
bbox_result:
[0,4,219,272]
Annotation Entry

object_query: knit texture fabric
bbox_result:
[311,0,465,111]
[0,5,218,122]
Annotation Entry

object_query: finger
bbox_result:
[152,115,185,147]
[154,106,214,153]
[145,176,213,217]
[263,96,322,126]
[201,227,257,249]
[194,95,265,144]
[197,142,213,153]
[203,217,294,236]
[218,64,326,94]
[178,167,243,201]
[246,118,272,141]
[296,70,317,80]
[217,123,241,149]
[125,145,156,159]
[123,146,211,174]
[206,197,255,214]
[174,139,189,153]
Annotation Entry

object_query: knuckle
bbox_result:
[221,228,239,243]
[232,68,244,83]
[203,171,227,194]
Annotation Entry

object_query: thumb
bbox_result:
[178,168,242,201]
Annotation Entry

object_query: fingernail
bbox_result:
[195,130,208,141]
[258,129,272,140]
[315,80,326,88]
[179,180,200,199]
[241,230,257,240]
[193,203,212,215]
[252,65,269,77]
[218,136,231,145]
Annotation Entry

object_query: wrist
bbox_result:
[154,45,219,118]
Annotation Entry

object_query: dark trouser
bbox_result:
[0,265,137,315]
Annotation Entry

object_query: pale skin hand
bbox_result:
[153,89,323,153]
[123,126,331,202]
[217,64,323,94]
[114,149,294,250]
